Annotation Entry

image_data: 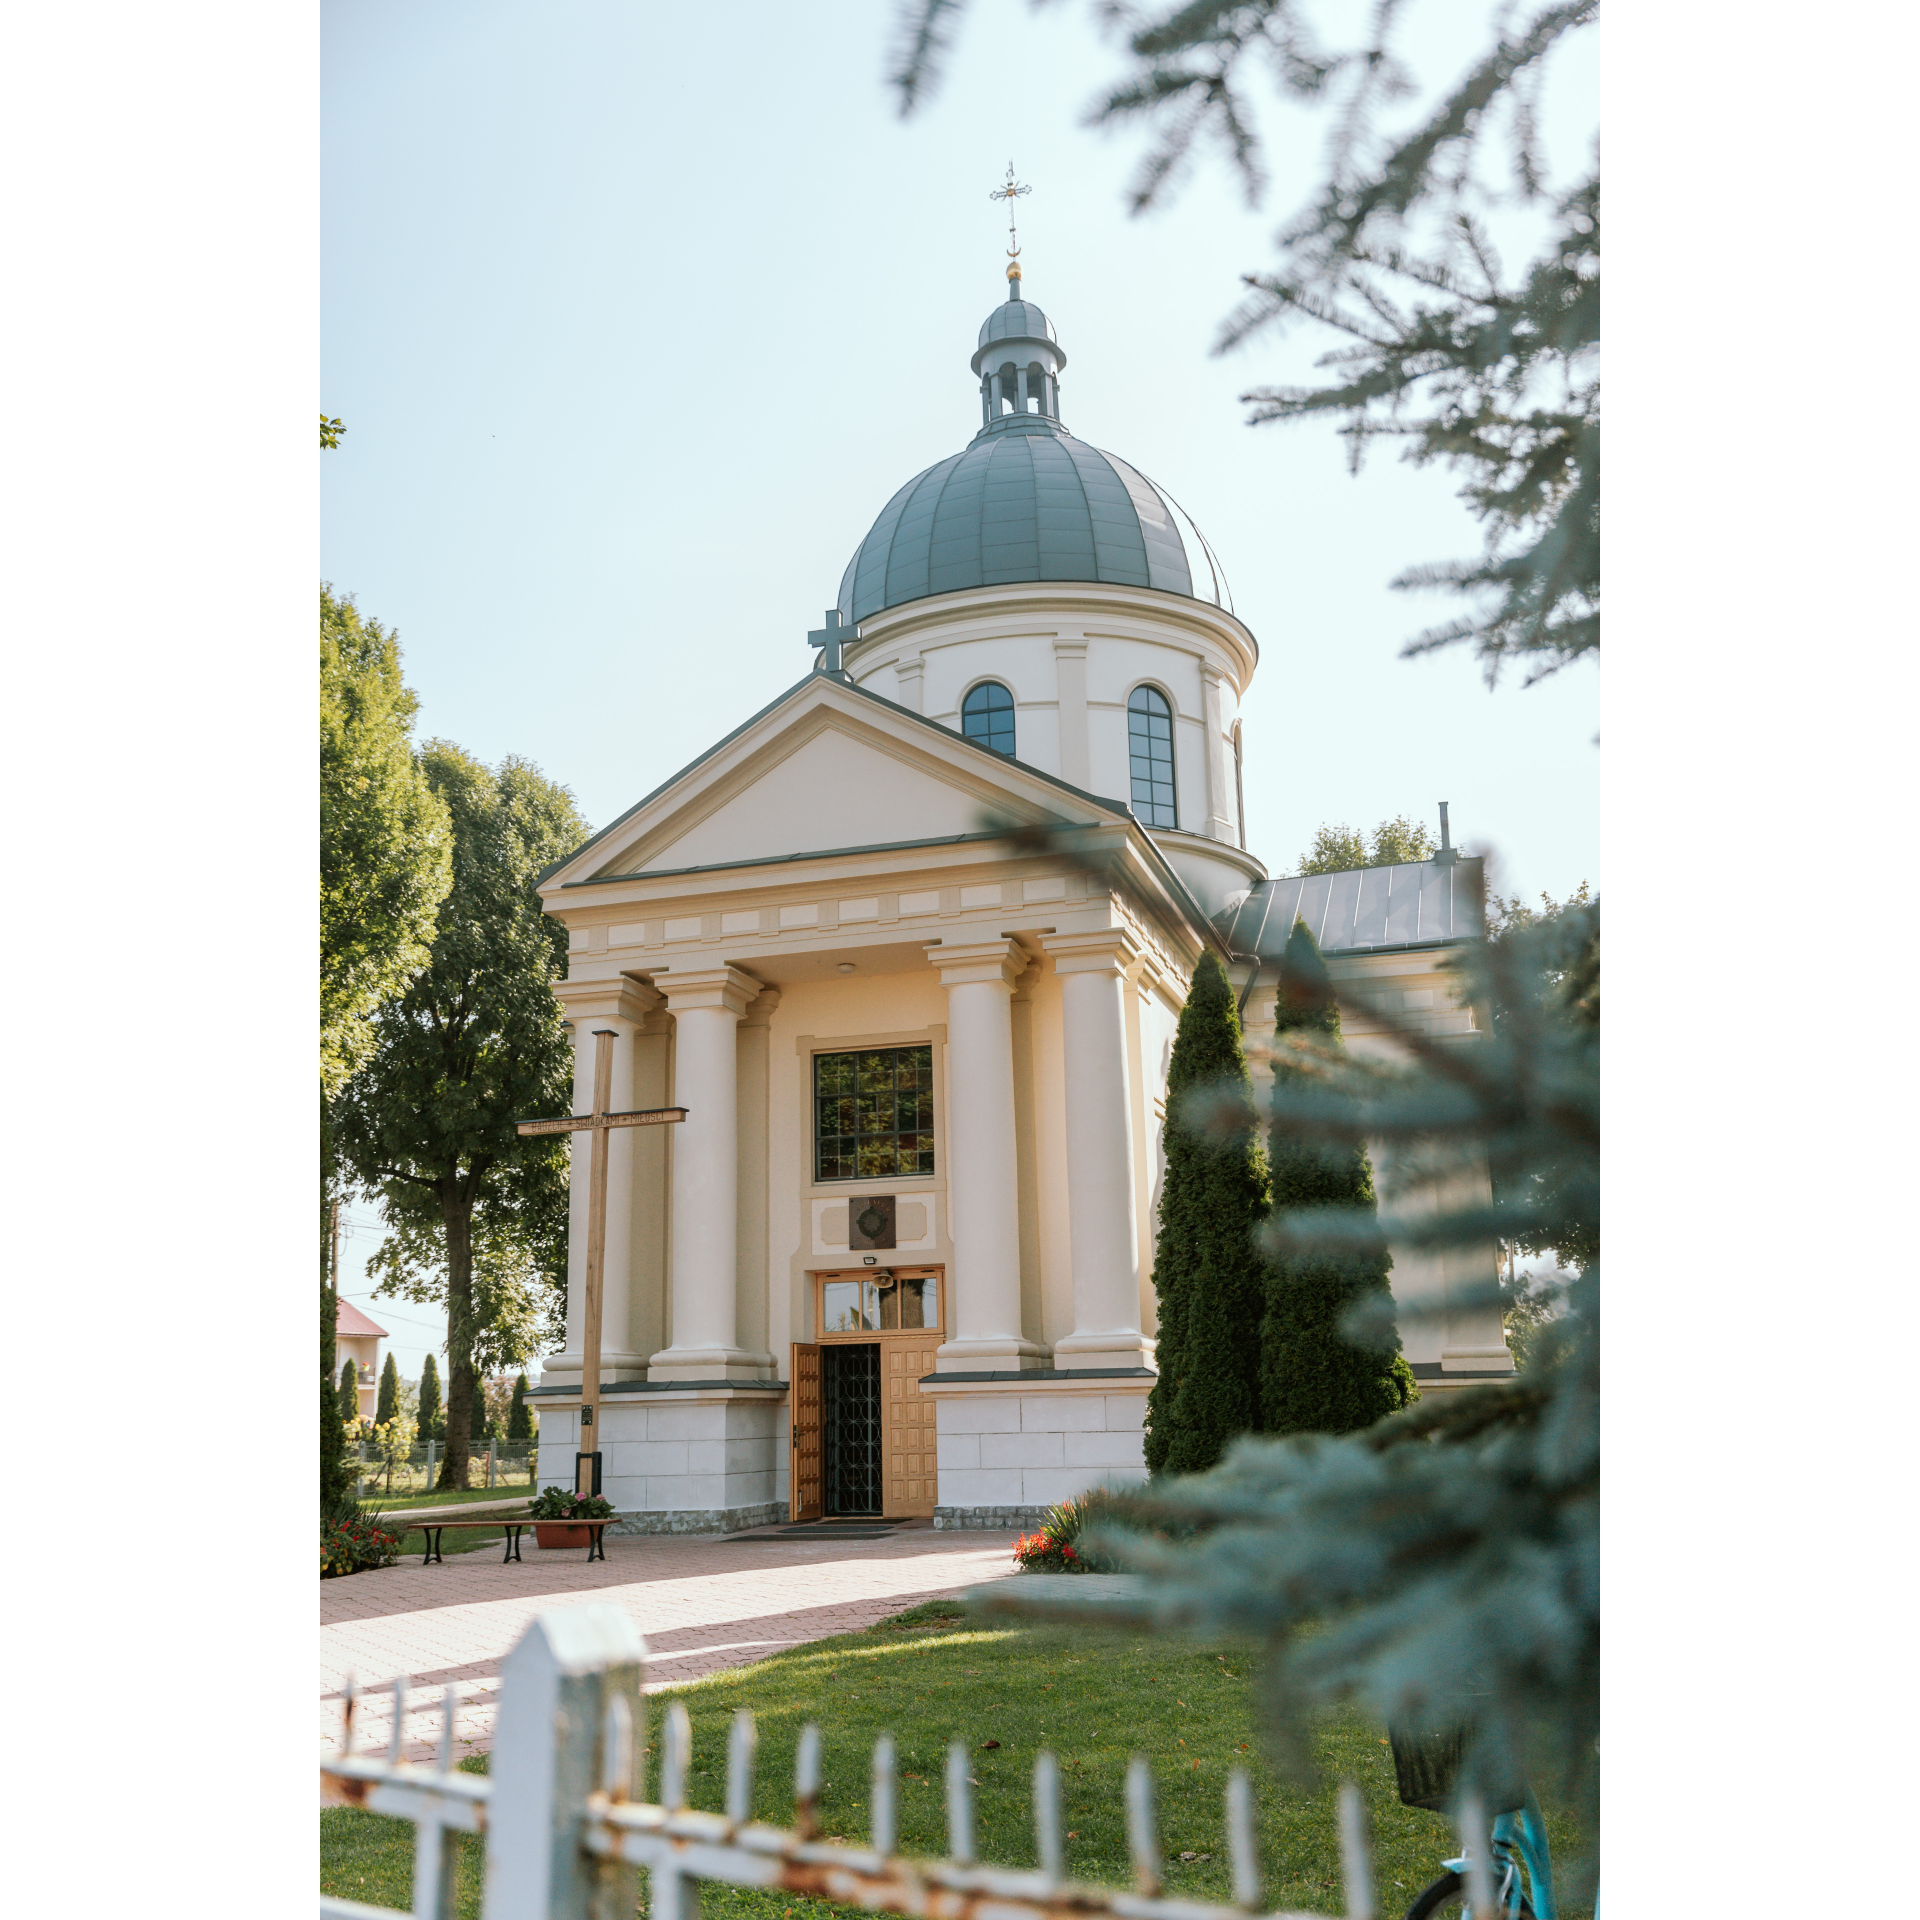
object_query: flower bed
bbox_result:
[1010,1488,1141,1574]
[322,1505,403,1578]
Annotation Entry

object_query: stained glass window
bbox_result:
[1127,684,1178,828]
[813,1044,936,1182]
[961,680,1016,757]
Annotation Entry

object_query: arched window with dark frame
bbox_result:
[961,680,1016,757]
[1127,685,1178,827]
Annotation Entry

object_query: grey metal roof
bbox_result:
[977,298,1059,351]
[1217,856,1485,957]
[837,419,1233,622]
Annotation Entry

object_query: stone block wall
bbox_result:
[931,1386,1149,1519]
[536,1394,788,1531]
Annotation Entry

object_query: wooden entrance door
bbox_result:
[789,1342,821,1522]
[814,1266,944,1520]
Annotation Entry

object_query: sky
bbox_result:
[321,0,1599,1383]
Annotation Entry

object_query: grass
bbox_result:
[359,1484,537,1512]
[321,1599,1594,1918]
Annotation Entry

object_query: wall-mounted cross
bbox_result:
[517,1029,686,1497]
[808,609,856,679]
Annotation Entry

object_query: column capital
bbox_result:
[740,986,783,1029]
[929,938,1027,989]
[552,976,662,1027]
[1040,928,1143,979]
[1051,634,1089,659]
[652,965,764,1017]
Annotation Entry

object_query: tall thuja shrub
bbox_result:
[507,1372,533,1441]
[1261,918,1416,1433]
[1143,949,1272,1475]
[376,1352,400,1426]
[337,1357,361,1430]
[471,1374,490,1444]
[418,1354,444,1442]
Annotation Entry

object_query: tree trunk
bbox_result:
[439,1188,475,1490]
[321,1095,350,1513]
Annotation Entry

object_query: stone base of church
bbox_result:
[932,1505,1050,1531]
[536,1391,787,1525]
[611,1501,788,1537]
[923,1374,1153,1516]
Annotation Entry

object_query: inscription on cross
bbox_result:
[517,1028,687,1497]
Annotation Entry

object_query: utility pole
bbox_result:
[329,1199,341,1295]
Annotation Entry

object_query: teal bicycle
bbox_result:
[1389,1725,1557,1920]
[1402,1792,1556,1919]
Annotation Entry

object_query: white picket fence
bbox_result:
[320,1604,1512,1920]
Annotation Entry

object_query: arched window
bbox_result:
[961,681,1016,757]
[1127,685,1178,827]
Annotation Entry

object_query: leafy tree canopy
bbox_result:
[1296,814,1437,874]
[320,415,345,449]
[892,0,1598,686]
[332,741,585,1489]
[320,587,452,1099]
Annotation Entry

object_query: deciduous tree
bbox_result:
[1296,816,1437,875]
[333,744,582,1490]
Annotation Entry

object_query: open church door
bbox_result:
[789,1344,822,1522]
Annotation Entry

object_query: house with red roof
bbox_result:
[334,1298,388,1425]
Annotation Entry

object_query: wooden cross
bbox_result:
[517,1028,686,1496]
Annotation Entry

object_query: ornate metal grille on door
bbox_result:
[821,1344,882,1515]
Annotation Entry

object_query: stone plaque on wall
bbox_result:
[849,1194,897,1250]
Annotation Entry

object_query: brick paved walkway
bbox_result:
[322,1528,1019,1764]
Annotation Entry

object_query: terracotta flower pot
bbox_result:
[535,1522,592,1548]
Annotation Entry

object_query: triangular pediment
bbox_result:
[543,676,1117,893]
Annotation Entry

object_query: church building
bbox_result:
[529,257,1512,1531]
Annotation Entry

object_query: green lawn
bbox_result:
[359,1485,537,1512]
[321,1600,1594,1918]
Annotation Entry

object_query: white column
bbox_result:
[1053,636,1090,788]
[932,939,1048,1371]
[894,653,926,712]
[1200,665,1237,844]
[546,978,659,1389]
[1042,932,1154,1368]
[650,966,775,1382]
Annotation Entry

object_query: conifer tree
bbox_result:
[507,1372,532,1441]
[376,1351,400,1426]
[471,1374,489,1444]
[1260,919,1417,1433]
[418,1354,444,1443]
[337,1357,360,1430]
[1143,949,1272,1476]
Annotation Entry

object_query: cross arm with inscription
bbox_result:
[516,1027,687,1497]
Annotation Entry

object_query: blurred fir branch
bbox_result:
[974,879,1602,1847]
[891,1,1599,685]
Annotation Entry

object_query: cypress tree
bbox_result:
[1144,949,1272,1476]
[418,1353,444,1443]
[376,1351,400,1426]
[507,1372,532,1441]
[337,1357,360,1430]
[471,1374,490,1444]
[1260,918,1417,1434]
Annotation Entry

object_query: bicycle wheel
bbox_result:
[1403,1870,1535,1919]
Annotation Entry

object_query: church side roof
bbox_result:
[1218,857,1485,957]
[334,1298,387,1340]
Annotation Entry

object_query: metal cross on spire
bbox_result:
[990,161,1031,263]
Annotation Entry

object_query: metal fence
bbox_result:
[353,1441,539,1501]
[321,1604,1515,1920]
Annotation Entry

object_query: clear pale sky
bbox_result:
[321,0,1599,1382]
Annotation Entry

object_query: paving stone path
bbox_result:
[322,1528,1020,1765]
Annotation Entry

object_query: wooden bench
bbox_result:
[399,1516,612,1566]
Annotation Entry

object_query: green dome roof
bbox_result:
[837,416,1232,623]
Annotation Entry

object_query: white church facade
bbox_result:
[529,268,1512,1530]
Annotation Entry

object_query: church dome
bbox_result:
[836,281,1233,625]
